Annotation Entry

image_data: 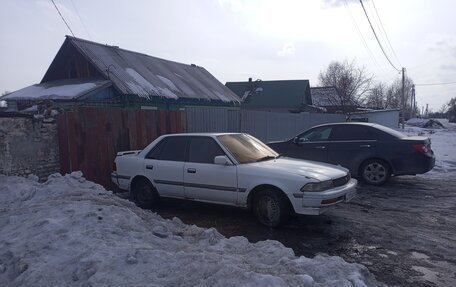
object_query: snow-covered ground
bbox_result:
[0,172,381,286]
[404,118,456,179]
[1,118,454,287]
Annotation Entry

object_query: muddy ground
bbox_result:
[125,175,456,287]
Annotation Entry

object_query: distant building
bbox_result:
[310,87,358,113]
[226,79,313,112]
[1,36,240,111]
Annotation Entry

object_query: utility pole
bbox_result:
[401,67,405,128]
[411,84,415,118]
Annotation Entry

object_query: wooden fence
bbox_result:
[57,107,184,189]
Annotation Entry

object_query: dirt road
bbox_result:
[150,175,456,286]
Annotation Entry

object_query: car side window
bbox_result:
[188,137,225,164]
[298,126,333,142]
[331,125,377,141]
[145,136,188,161]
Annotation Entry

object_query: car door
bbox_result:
[327,125,378,173]
[143,136,188,199]
[183,136,238,205]
[286,125,333,162]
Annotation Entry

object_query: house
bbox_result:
[1,36,241,111]
[347,109,400,128]
[310,87,358,113]
[225,79,312,112]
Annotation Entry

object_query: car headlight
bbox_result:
[301,180,333,192]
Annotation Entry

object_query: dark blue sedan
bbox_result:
[268,122,435,185]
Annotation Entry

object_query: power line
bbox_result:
[70,0,92,39]
[343,0,385,75]
[359,0,400,72]
[369,0,401,66]
[50,0,75,37]
[415,81,456,86]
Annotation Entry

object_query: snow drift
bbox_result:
[0,172,382,286]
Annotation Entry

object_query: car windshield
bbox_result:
[217,134,279,164]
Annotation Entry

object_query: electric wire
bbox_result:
[359,0,400,72]
[50,0,75,37]
[370,0,401,66]
[343,0,387,78]
[415,81,456,86]
[70,0,92,39]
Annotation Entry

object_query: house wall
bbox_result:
[0,116,60,180]
[348,110,399,128]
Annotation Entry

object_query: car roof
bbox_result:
[160,132,244,137]
[312,122,380,128]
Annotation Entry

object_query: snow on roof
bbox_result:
[66,37,240,103]
[0,172,381,286]
[2,79,110,101]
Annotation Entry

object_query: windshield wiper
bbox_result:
[256,155,277,162]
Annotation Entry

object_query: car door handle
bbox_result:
[187,168,196,174]
[360,144,371,148]
[146,164,153,170]
[315,146,326,149]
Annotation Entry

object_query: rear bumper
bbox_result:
[394,154,436,175]
[292,179,357,215]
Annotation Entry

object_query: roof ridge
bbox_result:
[66,35,201,69]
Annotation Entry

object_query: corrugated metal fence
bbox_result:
[185,107,345,142]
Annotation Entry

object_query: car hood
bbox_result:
[247,157,348,181]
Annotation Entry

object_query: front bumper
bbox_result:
[292,178,357,215]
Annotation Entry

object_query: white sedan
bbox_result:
[111,133,357,227]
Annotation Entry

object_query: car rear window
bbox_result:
[146,136,188,161]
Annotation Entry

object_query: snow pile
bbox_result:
[406,118,445,129]
[405,119,456,179]
[0,172,381,286]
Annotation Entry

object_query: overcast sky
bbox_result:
[1,0,455,111]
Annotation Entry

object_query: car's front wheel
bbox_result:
[360,159,391,185]
[253,189,290,227]
[132,178,158,208]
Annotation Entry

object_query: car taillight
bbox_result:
[112,162,117,172]
[412,143,427,153]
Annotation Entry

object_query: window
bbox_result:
[298,126,333,142]
[331,125,377,141]
[217,134,278,164]
[145,136,188,161]
[188,137,225,164]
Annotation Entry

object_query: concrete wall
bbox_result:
[0,116,60,181]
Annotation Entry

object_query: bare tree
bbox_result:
[365,82,386,109]
[318,59,373,112]
[382,77,414,110]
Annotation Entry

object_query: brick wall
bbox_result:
[0,116,60,181]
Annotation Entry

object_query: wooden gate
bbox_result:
[57,107,184,189]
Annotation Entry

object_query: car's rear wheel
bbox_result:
[132,178,158,208]
[361,159,391,185]
[253,189,290,227]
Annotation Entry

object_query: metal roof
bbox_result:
[226,79,311,109]
[310,87,357,107]
[1,79,111,101]
[60,36,240,104]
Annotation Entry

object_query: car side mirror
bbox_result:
[214,155,233,166]
[292,137,299,144]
